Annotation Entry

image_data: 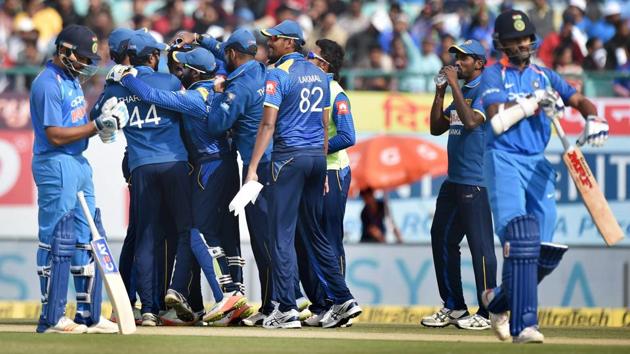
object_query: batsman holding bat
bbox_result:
[30,25,128,334]
[478,10,609,343]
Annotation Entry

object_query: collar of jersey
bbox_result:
[188,79,214,90]
[46,60,74,81]
[463,74,482,88]
[227,59,260,81]
[273,52,303,67]
[135,65,155,74]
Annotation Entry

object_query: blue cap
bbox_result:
[261,20,304,45]
[108,28,134,54]
[128,30,168,57]
[449,39,486,59]
[222,28,257,55]
[173,47,217,73]
[55,24,101,63]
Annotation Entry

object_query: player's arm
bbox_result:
[429,74,449,136]
[46,125,97,146]
[328,93,356,154]
[445,66,484,130]
[246,106,277,182]
[207,83,247,136]
[121,75,207,118]
[172,31,226,62]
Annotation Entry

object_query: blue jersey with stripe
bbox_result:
[120,74,230,163]
[443,75,486,186]
[30,61,89,155]
[479,61,576,155]
[91,66,188,171]
[264,53,331,152]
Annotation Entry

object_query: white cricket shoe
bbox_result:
[87,316,118,334]
[482,289,510,341]
[141,313,160,327]
[420,308,467,328]
[455,314,491,330]
[321,299,362,328]
[43,316,88,334]
[262,309,301,329]
[203,291,247,322]
[341,318,353,328]
[242,312,267,327]
[302,312,325,327]
[513,326,544,344]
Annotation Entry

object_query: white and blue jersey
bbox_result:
[31,60,89,155]
[479,60,577,155]
[264,52,331,153]
[443,75,486,187]
[90,66,188,171]
[119,75,230,163]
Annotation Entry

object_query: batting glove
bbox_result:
[98,129,117,144]
[534,88,565,118]
[577,115,609,147]
[94,97,129,134]
[106,64,137,83]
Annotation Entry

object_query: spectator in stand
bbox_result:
[410,1,438,46]
[396,24,442,93]
[360,188,403,244]
[538,16,585,68]
[152,0,195,39]
[565,0,591,36]
[588,1,620,43]
[346,9,390,68]
[54,0,83,28]
[603,4,629,69]
[14,0,62,53]
[583,37,607,70]
[83,0,113,39]
[464,8,494,53]
[553,45,584,92]
[338,0,369,37]
[527,0,555,39]
[356,43,393,91]
[307,11,348,49]
[438,34,456,65]
[613,45,630,97]
[192,1,227,36]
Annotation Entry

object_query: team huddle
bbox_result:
[30,8,610,344]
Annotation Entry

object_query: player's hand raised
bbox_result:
[171,31,199,48]
[107,64,137,83]
[577,115,609,147]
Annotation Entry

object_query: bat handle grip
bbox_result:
[77,191,102,241]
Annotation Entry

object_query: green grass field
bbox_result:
[1,323,629,354]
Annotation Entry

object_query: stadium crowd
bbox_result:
[1,0,630,93]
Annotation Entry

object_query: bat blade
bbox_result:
[563,147,625,246]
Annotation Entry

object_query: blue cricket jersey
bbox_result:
[264,52,331,152]
[91,66,188,171]
[120,75,230,163]
[31,60,89,155]
[479,60,576,155]
[443,75,486,186]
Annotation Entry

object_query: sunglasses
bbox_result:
[269,34,298,42]
[307,51,332,68]
[183,63,207,74]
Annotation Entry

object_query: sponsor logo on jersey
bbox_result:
[336,100,349,114]
[266,81,277,95]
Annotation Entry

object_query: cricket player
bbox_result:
[92,31,193,326]
[479,10,609,343]
[31,24,126,333]
[245,20,362,329]
[422,39,497,330]
[109,46,247,324]
[300,39,357,327]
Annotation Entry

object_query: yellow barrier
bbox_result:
[2,302,630,327]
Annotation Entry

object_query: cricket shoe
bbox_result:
[160,308,203,326]
[141,313,160,327]
[455,314,491,330]
[42,316,88,334]
[321,299,362,328]
[164,289,195,322]
[263,308,301,329]
[302,312,325,327]
[87,316,119,334]
[207,303,254,326]
[110,307,142,325]
[513,326,544,344]
[482,289,510,341]
[420,308,468,328]
[202,291,247,322]
[242,311,267,327]
[341,319,353,328]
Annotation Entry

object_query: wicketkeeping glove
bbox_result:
[577,115,609,147]
[94,97,129,135]
[106,64,138,83]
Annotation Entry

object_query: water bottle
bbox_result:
[434,73,447,87]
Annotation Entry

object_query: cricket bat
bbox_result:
[77,191,136,334]
[551,117,625,246]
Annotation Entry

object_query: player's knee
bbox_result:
[503,215,540,259]
[51,212,76,257]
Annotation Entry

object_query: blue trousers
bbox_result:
[269,152,353,312]
[131,161,192,314]
[430,181,497,317]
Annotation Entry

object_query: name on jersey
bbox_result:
[298,75,322,84]
[120,95,142,104]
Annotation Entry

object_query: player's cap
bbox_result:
[55,24,101,63]
[173,47,217,74]
[493,9,536,41]
[108,28,134,55]
[602,2,621,17]
[128,30,168,57]
[449,39,486,59]
[222,28,257,55]
[261,20,305,45]
[569,0,586,12]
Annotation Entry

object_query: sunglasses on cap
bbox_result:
[269,34,300,42]
[307,51,332,68]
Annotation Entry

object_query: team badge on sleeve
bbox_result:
[336,100,349,114]
[266,81,277,95]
